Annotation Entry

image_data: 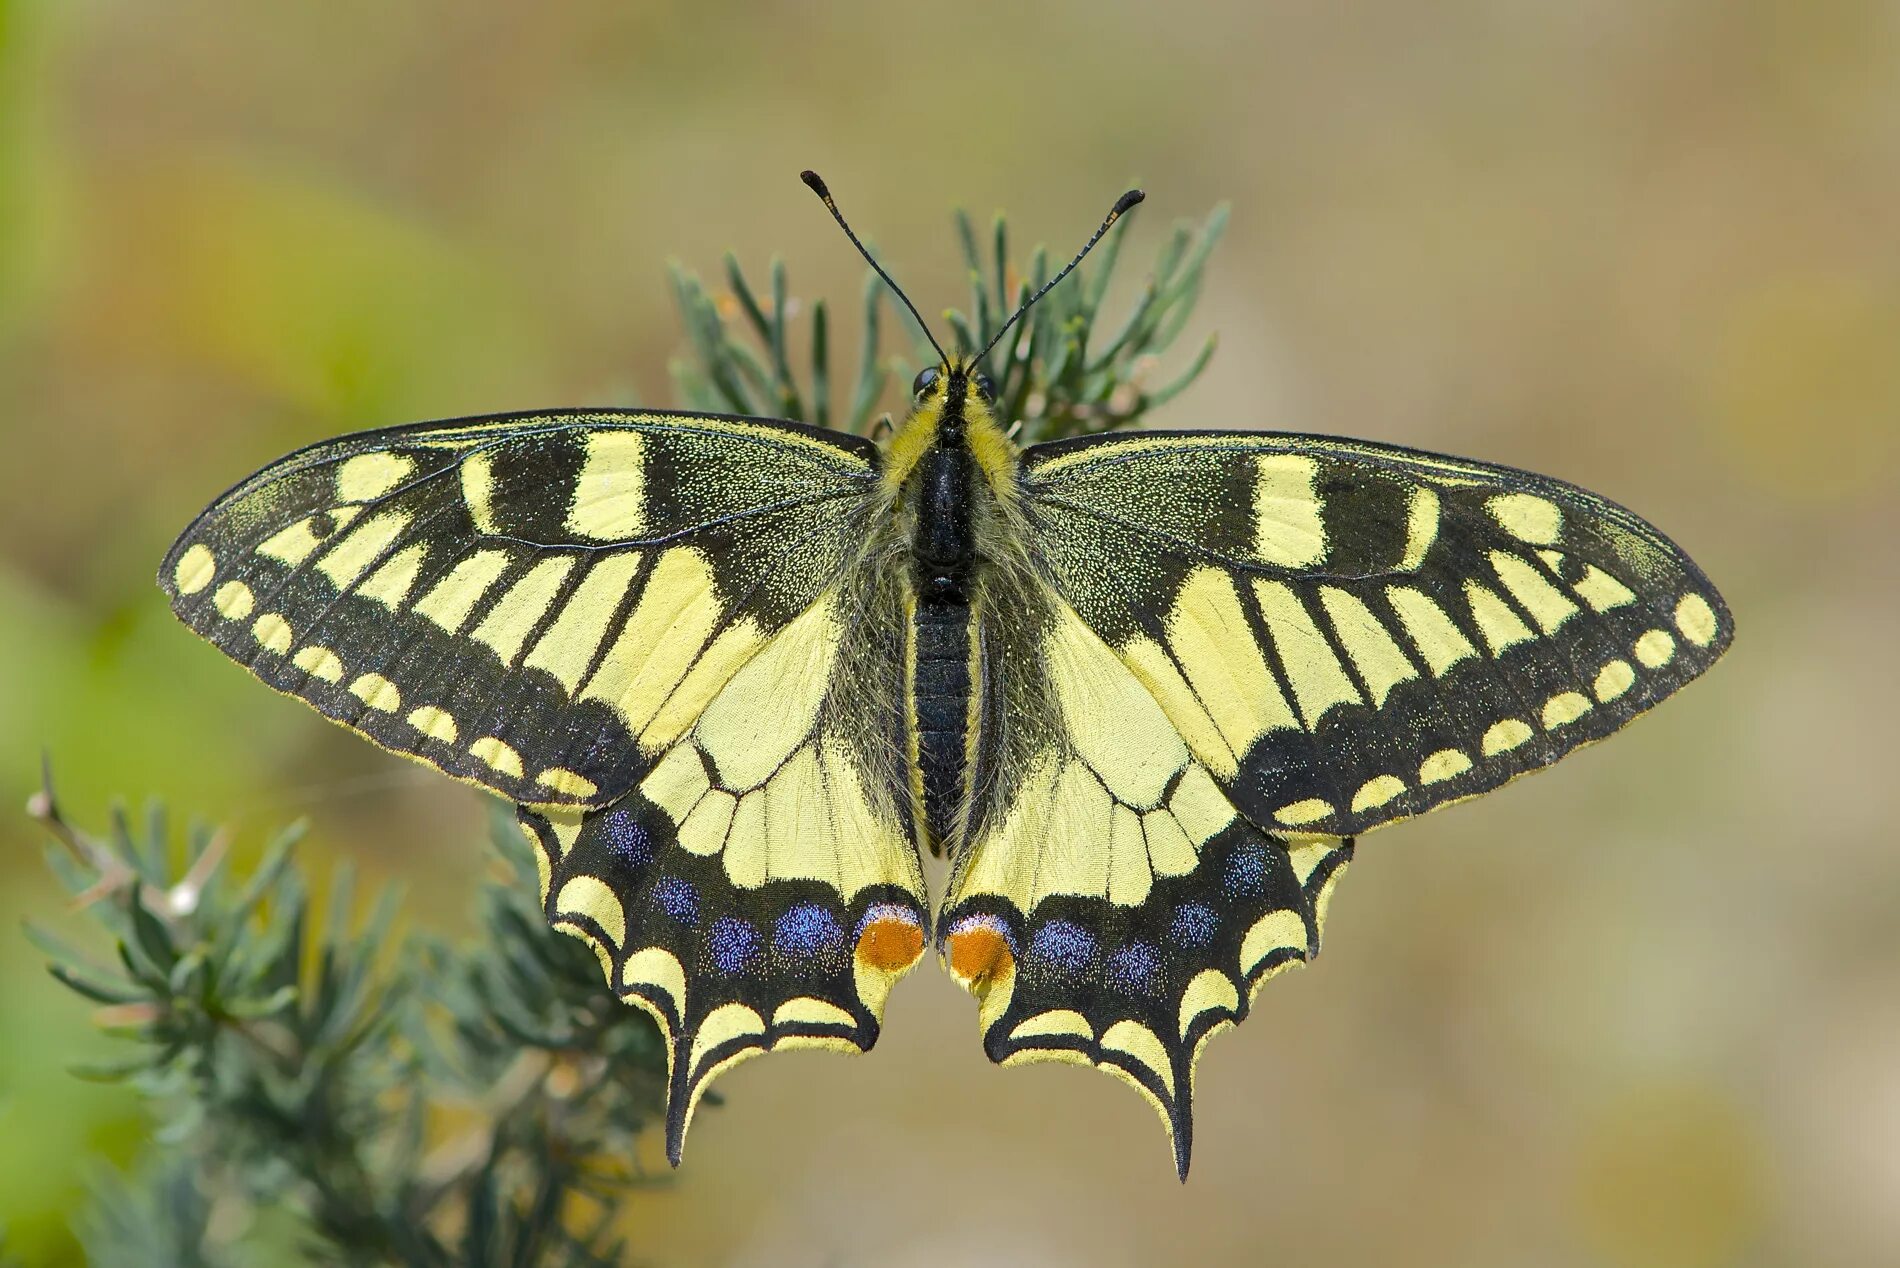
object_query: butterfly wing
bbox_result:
[518,562,926,1164]
[1019,430,1732,837]
[941,429,1731,1176]
[164,409,930,1160]
[160,409,877,806]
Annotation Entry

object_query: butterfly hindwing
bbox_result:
[1019,430,1734,838]
[940,591,1353,1177]
[520,572,928,1163]
[160,410,879,808]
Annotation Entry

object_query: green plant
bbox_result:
[668,196,1225,440]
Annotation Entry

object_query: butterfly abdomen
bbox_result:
[909,598,972,857]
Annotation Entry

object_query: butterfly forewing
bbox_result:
[1019,431,1734,840]
[160,410,880,807]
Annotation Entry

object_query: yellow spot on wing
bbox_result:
[1254,580,1361,727]
[566,431,647,540]
[1490,551,1578,634]
[1351,774,1406,813]
[773,997,855,1030]
[1634,628,1676,669]
[1252,453,1326,566]
[213,580,254,621]
[174,544,216,594]
[356,543,427,610]
[472,557,576,665]
[1100,1019,1175,1099]
[1675,593,1718,646]
[1011,1010,1093,1043]
[1167,569,1298,761]
[349,673,401,712]
[1419,748,1472,784]
[1179,969,1239,1038]
[1464,581,1535,654]
[293,645,344,682]
[646,619,766,750]
[1594,658,1636,701]
[582,550,717,718]
[1482,718,1534,755]
[1398,486,1439,570]
[337,452,414,502]
[315,512,409,590]
[1240,910,1308,976]
[621,946,687,1020]
[554,875,626,946]
[407,705,457,743]
[469,736,524,777]
[1319,587,1418,707]
[689,1002,766,1074]
[251,613,293,653]
[1107,810,1154,906]
[413,550,511,633]
[1486,492,1562,544]
[523,551,646,692]
[536,767,599,799]
[1572,564,1637,612]
[1541,691,1591,728]
[461,449,497,533]
[1387,586,1477,676]
[1275,798,1333,826]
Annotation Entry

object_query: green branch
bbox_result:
[669,199,1226,444]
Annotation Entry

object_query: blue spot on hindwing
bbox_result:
[1105,941,1162,995]
[1170,902,1218,948]
[597,808,652,868]
[708,917,759,974]
[1222,840,1268,898]
[1027,920,1097,974]
[651,876,699,927]
[774,903,845,958]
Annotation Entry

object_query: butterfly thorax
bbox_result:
[888,364,1019,857]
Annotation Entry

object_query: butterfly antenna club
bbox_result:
[976,187,1145,366]
[800,169,951,366]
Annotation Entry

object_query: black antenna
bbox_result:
[800,170,950,366]
[976,188,1145,366]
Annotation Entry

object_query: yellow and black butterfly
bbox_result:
[160,173,1731,1178]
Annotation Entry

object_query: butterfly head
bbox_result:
[909,361,996,414]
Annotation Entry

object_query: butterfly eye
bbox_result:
[912,366,941,399]
[973,372,996,402]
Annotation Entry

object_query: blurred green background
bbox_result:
[4,0,1896,1264]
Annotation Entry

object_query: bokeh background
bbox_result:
[3,1,1897,1264]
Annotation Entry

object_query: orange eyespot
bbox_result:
[945,918,1016,987]
[855,908,925,972]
